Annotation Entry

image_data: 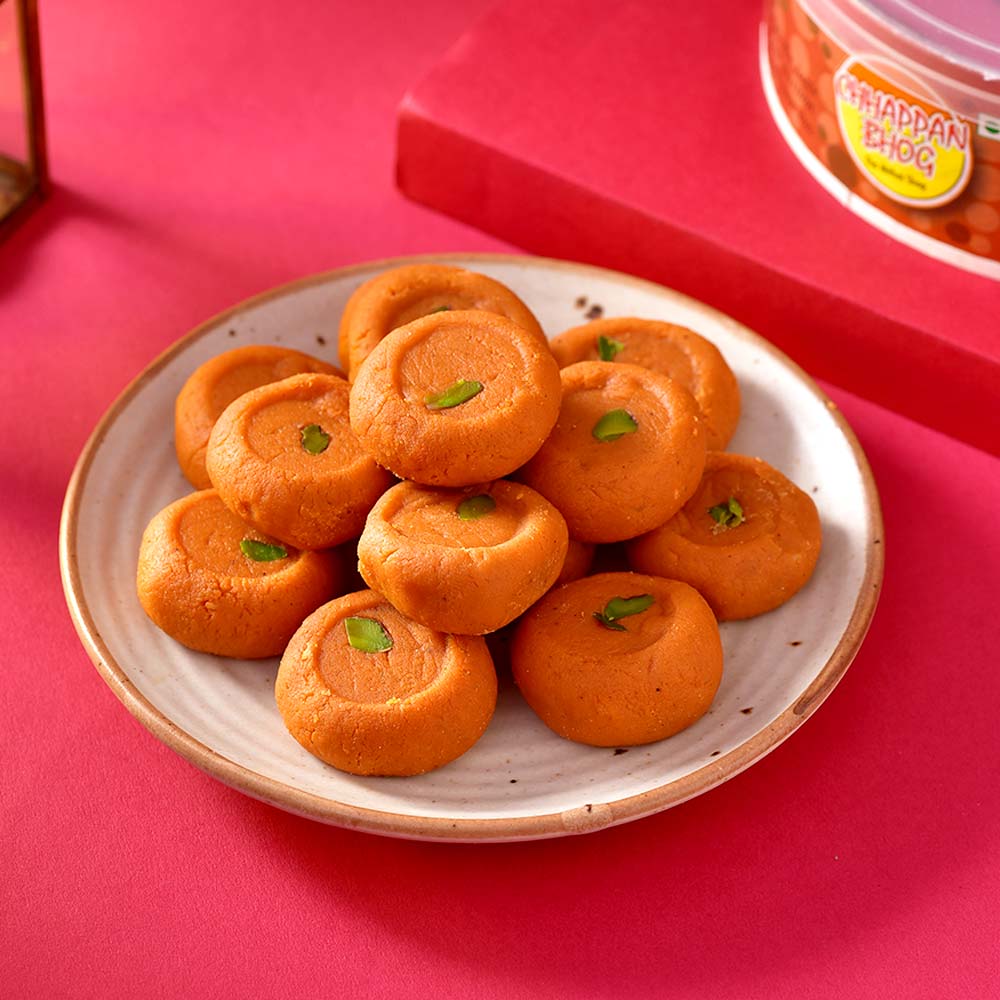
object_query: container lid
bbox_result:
[857,0,1000,81]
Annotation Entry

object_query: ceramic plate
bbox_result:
[60,254,883,842]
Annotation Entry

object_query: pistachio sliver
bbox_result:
[240,539,288,562]
[594,593,654,631]
[597,334,625,362]
[457,494,496,520]
[592,409,638,442]
[592,612,627,631]
[424,379,484,410]
[300,423,330,454]
[708,496,744,530]
[603,594,654,620]
[344,617,393,653]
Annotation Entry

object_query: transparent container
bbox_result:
[760,0,1000,279]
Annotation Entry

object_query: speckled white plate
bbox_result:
[59,254,883,842]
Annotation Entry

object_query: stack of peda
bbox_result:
[549,317,740,451]
[338,262,545,378]
[207,372,392,550]
[141,348,373,661]
[175,344,343,489]
[137,261,824,775]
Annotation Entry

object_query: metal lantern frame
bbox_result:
[1,0,47,238]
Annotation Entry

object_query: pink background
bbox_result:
[2,2,998,997]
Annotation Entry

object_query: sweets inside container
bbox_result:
[137,261,824,776]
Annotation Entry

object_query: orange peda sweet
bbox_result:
[136,489,342,659]
[511,572,723,747]
[626,452,822,620]
[175,345,342,489]
[549,317,740,450]
[206,372,393,550]
[349,309,561,487]
[519,361,706,543]
[276,590,497,776]
[338,262,545,378]
[357,479,569,635]
[555,538,596,587]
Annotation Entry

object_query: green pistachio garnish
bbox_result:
[593,594,655,631]
[708,496,745,530]
[425,379,484,410]
[429,305,452,313]
[240,539,288,562]
[344,617,393,653]
[597,334,625,361]
[592,409,638,442]
[300,423,330,455]
[457,494,496,520]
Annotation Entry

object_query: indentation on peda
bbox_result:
[520,362,705,542]
[243,396,359,467]
[396,321,530,405]
[350,310,561,487]
[176,493,294,578]
[315,607,446,703]
[386,488,525,548]
[671,462,780,547]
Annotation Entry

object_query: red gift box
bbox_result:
[397,0,999,456]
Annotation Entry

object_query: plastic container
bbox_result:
[760,0,1000,278]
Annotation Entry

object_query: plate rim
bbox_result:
[58,252,885,841]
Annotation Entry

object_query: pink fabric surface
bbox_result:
[1,2,998,998]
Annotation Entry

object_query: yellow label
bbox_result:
[834,59,972,207]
